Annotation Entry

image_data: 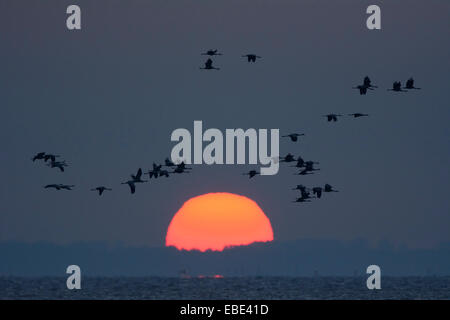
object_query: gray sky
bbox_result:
[1,0,449,249]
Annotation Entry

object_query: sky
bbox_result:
[1,0,449,250]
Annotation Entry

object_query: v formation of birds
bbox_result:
[33,49,421,204]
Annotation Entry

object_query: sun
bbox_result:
[166,192,274,252]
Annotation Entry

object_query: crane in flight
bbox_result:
[282,133,305,142]
[44,184,74,191]
[201,49,223,56]
[323,114,342,122]
[200,58,220,70]
[242,54,262,63]
[388,81,407,92]
[91,186,112,196]
[348,113,369,118]
[243,170,259,178]
[404,78,421,90]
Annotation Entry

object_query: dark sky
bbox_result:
[1,0,449,249]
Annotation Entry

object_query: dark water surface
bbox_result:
[1,277,449,300]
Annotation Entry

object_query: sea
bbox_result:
[1,276,449,300]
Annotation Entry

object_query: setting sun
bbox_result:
[166,192,274,252]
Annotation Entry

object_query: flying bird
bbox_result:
[145,163,162,179]
[353,84,372,95]
[91,186,112,196]
[363,76,378,89]
[171,167,191,174]
[171,162,192,174]
[44,184,74,190]
[131,168,147,183]
[201,49,223,56]
[243,170,259,178]
[323,114,342,122]
[282,133,305,142]
[242,54,262,62]
[290,156,305,168]
[348,113,369,118]
[279,153,296,163]
[388,81,407,92]
[404,78,421,90]
[121,180,136,194]
[176,162,192,171]
[353,76,376,95]
[200,58,220,70]
[44,184,62,190]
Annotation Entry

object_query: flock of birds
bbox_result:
[353,76,421,95]
[33,50,421,206]
[199,49,262,70]
[230,67,421,204]
[33,153,192,195]
[242,151,339,204]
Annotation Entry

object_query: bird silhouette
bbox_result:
[171,167,191,174]
[404,78,421,90]
[91,186,112,196]
[32,152,46,162]
[44,184,74,190]
[175,162,192,171]
[353,84,371,95]
[242,54,261,62]
[200,58,220,70]
[388,81,407,92]
[280,153,296,163]
[201,49,222,56]
[353,76,376,95]
[131,168,147,183]
[171,162,192,174]
[44,184,62,190]
[363,76,378,89]
[145,163,162,179]
[282,133,305,142]
[290,156,305,168]
[323,114,342,122]
[243,170,259,178]
[121,180,136,194]
[348,113,369,118]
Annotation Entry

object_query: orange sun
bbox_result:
[166,192,274,252]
